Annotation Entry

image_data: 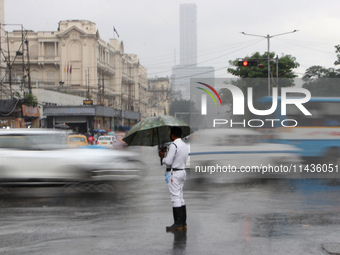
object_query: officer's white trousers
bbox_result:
[168,170,186,207]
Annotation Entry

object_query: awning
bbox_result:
[0,99,19,116]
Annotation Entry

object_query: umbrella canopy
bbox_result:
[93,129,107,133]
[107,131,116,136]
[123,115,193,146]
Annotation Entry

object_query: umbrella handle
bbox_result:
[158,145,163,166]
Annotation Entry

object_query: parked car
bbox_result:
[0,129,145,188]
[67,134,88,148]
[96,135,117,149]
[187,128,302,179]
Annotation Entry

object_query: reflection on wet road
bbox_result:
[1,148,340,255]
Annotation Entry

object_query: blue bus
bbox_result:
[254,96,340,164]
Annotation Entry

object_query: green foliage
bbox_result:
[12,91,21,98]
[334,45,340,66]
[23,92,38,106]
[302,66,338,82]
[227,52,299,80]
[302,65,340,96]
[302,43,340,96]
[221,52,299,115]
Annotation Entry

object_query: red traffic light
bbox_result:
[238,60,257,67]
[258,64,264,68]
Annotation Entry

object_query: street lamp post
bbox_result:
[240,30,298,96]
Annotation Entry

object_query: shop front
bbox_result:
[22,105,40,128]
[44,105,117,134]
[0,102,40,129]
[122,110,140,128]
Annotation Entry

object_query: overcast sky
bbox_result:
[4,0,340,79]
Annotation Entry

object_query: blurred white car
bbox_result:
[187,128,302,179]
[0,129,144,187]
[97,135,117,149]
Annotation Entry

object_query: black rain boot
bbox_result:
[181,205,187,229]
[166,207,184,231]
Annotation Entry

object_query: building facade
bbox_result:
[3,19,148,128]
[148,77,170,117]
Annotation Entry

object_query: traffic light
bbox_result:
[238,60,257,67]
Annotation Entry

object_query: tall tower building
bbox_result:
[0,0,5,99]
[180,4,197,66]
[171,4,214,100]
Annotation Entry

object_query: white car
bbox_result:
[187,128,302,179]
[96,135,117,149]
[0,129,144,188]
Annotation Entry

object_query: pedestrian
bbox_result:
[88,135,94,145]
[159,127,189,231]
[94,133,98,141]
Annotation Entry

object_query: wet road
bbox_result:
[1,147,340,255]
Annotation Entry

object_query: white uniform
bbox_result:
[162,138,189,208]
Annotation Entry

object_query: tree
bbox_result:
[302,66,340,96]
[227,52,299,80]
[301,43,340,96]
[334,45,340,66]
[302,66,333,83]
[23,92,38,106]
[220,52,299,115]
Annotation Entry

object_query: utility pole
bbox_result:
[25,39,31,94]
[6,30,11,94]
[0,24,29,100]
[241,30,298,96]
[21,25,25,91]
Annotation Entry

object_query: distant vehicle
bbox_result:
[255,96,340,164]
[67,134,88,148]
[0,129,145,189]
[188,128,301,179]
[97,135,117,149]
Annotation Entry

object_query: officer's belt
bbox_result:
[166,168,184,172]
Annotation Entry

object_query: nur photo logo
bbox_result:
[196,82,223,115]
[195,80,312,128]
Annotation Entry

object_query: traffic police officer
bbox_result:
[159,127,189,231]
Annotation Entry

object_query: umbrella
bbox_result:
[122,115,193,147]
[107,131,116,136]
[93,129,107,133]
